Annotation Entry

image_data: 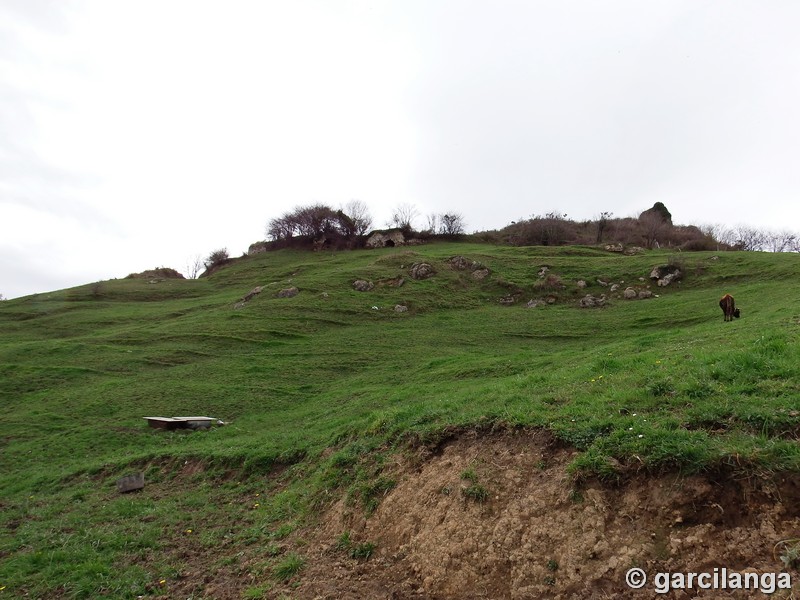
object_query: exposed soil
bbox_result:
[269,429,800,599]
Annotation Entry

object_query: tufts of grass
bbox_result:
[272,553,305,582]
[462,484,490,503]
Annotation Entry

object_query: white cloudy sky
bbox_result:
[2,1,799,299]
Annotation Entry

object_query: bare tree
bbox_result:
[595,211,613,243]
[766,230,797,253]
[439,212,466,236]
[734,225,767,251]
[267,214,295,241]
[389,203,419,230]
[425,213,439,234]
[343,200,373,235]
[186,254,204,279]
[639,212,670,249]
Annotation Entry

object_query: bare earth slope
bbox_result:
[268,430,800,599]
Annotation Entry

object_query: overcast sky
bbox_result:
[2,1,799,299]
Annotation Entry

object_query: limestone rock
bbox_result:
[638,290,653,299]
[650,264,682,287]
[472,268,490,280]
[277,287,299,298]
[579,294,606,308]
[353,280,374,292]
[577,280,587,289]
[394,305,408,313]
[410,262,436,280]
[448,256,476,270]
[623,287,637,300]
[624,246,645,255]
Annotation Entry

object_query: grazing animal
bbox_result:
[719,294,740,322]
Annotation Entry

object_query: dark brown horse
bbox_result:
[719,294,741,322]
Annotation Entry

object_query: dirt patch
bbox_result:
[271,429,800,599]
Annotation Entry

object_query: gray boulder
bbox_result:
[410,262,436,280]
[277,287,299,298]
[353,280,374,292]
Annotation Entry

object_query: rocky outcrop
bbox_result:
[277,287,299,298]
[353,280,374,292]
[650,264,682,287]
[366,229,406,248]
[410,263,436,280]
[126,268,185,280]
[579,294,606,308]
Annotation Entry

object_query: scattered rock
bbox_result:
[410,263,436,280]
[353,280,374,292]
[472,268,490,280]
[597,280,608,287]
[394,305,408,313]
[525,299,544,308]
[116,473,145,494]
[638,290,653,299]
[545,295,557,304]
[579,294,607,308]
[604,243,624,253]
[610,284,620,292]
[538,266,550,277]
[650,264,682,287]
[576,280,587,289]
[448,256,477,271]
[623,287,637,300]
[710,255,719,261]
[239,285,264,303]
[277,287,299,298]
[499,295,516,306]
[233,301,246,310]
[624,246,645,255]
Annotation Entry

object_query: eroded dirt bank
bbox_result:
[274,429,800,599]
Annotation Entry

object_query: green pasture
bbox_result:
[1,243,799,597]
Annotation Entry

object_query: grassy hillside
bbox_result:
[1,243,799,597]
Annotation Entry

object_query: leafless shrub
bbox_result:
[389,203,419,231]
[343,200,373,236]
[186,254,204,279]
[439,212,466,236]
[766,230,797,253]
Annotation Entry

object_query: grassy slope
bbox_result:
[1,243,799,597]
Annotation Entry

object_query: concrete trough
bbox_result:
[143,416,217,430]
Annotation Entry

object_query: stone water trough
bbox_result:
[143,416,220,431]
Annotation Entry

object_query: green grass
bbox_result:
[2,242,800,596]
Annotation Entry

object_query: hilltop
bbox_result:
[1,242,800,598]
